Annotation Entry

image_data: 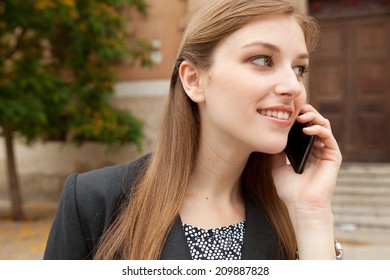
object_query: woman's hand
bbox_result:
[272,104,342,259]
[272,104,342,210]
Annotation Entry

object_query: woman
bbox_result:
[44,0,342,260]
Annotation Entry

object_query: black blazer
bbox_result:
[44,154,284,260]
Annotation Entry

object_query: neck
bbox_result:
[180,140,249,229]
[187,139,250,203]
[179,128,253,229]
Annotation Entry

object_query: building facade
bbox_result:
[308,0,390,161]
[116,0,390,162]
[1,0,389,205]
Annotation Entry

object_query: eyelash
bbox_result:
[250,54,309,77]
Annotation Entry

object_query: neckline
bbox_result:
[182,220,246,232]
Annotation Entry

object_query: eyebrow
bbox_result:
[241,41,309,59]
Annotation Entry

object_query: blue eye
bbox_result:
[251,55,273,67]
[293,65,309,76]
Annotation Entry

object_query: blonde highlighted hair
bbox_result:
[94,0,320,260]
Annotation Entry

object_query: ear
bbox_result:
[179,61,205,103]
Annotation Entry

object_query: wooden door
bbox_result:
[309,3,390,162]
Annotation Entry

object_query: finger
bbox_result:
[296,111,331,130]
[298,104,342,163]
[299,104,319,114]
[303,125,339,151]
[310,141,326,160]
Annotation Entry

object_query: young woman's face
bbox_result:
[197,15,309,155]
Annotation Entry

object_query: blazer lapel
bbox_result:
[160,216,191,260]
[241,197,284,259]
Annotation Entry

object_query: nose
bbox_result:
[273,66,304,98]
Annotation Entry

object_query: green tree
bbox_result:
[0,0,151,220]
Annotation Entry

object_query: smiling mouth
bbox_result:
[259,110,291,120]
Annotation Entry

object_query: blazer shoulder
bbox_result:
[78,153,150,193]
[44,153,151,259]
[75,153,151,224]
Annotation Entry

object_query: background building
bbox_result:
[114,0,390,162]
[0,0,389,204]
[308,0,390,162]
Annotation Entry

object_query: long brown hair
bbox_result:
[94,0,321,260]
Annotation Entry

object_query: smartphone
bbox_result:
[284,121,316,174]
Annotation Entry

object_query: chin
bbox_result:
[266,146,286,155]
[254,142,287,155]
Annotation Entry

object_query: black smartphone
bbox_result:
[284,121,316,174]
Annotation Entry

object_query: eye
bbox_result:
[293,65,309,77]
[251,55,273,67]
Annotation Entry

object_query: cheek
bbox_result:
[205,69,247,106]
[208,66,243,89]
[295,89,307,112]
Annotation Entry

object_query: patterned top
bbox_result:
[182,221,245,260]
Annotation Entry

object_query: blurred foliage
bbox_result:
[0,0,152,147]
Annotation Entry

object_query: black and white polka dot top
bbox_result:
[182,221,245,260]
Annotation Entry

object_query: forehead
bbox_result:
[216,14,307,55]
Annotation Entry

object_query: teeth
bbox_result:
[260,110,290,120]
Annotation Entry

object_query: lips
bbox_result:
[259,110,291,120]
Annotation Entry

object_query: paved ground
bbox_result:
[0,201,56,260]
[1,161,389,260]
